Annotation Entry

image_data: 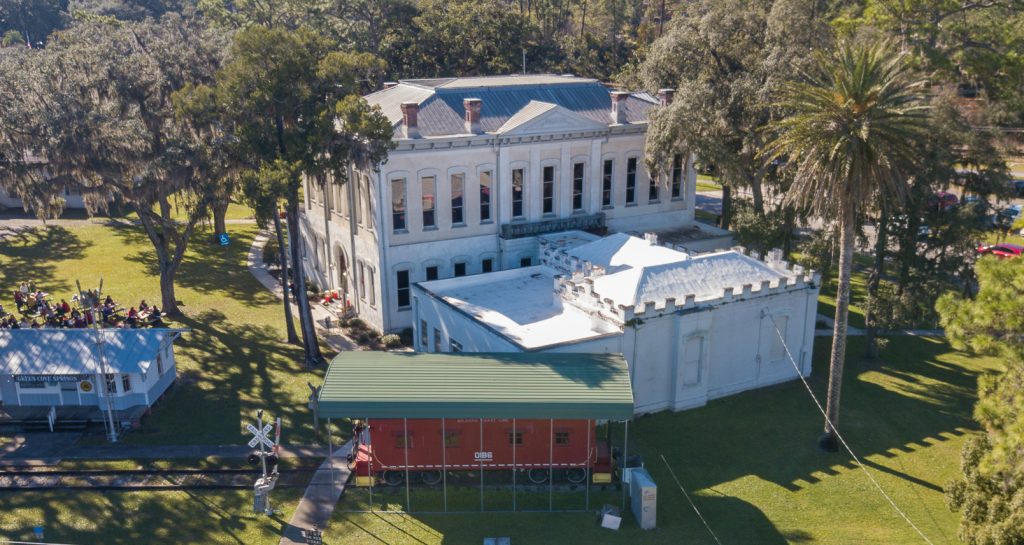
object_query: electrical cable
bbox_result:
[767,314,937,545]
[659,453,725,545]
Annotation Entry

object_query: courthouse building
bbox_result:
[299,74,730,333]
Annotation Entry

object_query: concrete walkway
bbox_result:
[246,231,358,352]
[279,441,353,545]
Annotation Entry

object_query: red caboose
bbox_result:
[317,352,634,492]
[352,417,613,485]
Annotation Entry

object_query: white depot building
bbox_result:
[412,231,820,414]
[299,74,731,333]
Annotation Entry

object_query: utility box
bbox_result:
[629,468,657,530]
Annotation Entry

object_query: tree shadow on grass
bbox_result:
[108,223,278,307]
[0,489,285,545]
[127,309,319,446]
[627,335,987,512]
[0,225,91,295]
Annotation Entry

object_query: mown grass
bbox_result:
[0,488,303,545]
[0,222,328,446]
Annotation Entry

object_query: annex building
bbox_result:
[412,231,820,414]
[298,74,730,333]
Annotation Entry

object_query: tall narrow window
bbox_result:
[671,154,683,198]
[368,268,376,306]
[425,265,439,281]
[450,173,464,225]
[362,175,372,226]
[433,328,441,352]
[449,339,462,352]
[422,175,436,228]
[512,168,524,218]
[572,163,584,211]
[626,158,637,204]
[396,270,410,308]
[122,374,132,392]
[602,159,613,207]
[420,320,428,348]
[391,178,406,232]
[479,171,492,222]
[482,258,493,273]
[105,374,117,394]
[649,172,659,202]
[357,262,366,300]
[542,165,555,214]
[454,262,466,277]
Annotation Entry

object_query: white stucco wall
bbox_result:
[415,284,819,415]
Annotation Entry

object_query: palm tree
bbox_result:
[766,40,928,451]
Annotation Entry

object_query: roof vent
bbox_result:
[644,232,658,246]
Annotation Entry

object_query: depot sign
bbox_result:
[14,374,90,383]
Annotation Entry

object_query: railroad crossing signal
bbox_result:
[247,423,274,450]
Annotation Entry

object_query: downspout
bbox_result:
[494,136,503,269]
[374,169,392,332]
[321,174,333,290]
[347,163,361,315]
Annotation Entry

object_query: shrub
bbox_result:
[262,238,281,267]
[381,334,402,348]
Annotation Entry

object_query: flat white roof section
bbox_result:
[417,266,620,350]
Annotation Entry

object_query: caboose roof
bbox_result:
[318,352,634,420]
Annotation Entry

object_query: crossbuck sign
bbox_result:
[247,423,275,450]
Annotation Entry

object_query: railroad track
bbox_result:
[0,468,321,491]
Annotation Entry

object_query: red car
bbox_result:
[977,243,1024,258]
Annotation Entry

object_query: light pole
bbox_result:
[77,279,118,443]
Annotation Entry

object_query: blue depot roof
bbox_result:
[0,329,183,376]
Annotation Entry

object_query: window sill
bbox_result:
[648,200,660,205]
[625,203,638,208]
[423,226,439,232]
[392,229,409,235]
[542,213,557,218]
[397,306,411,312]
[671,196,685,202]
[480,220,494,225]
[452,223,466,228]
[602,205,614,211]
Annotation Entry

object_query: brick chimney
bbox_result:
[658,88,675,107]
[610,91,629,124]
[464,97,483,134]
[400,101,419,138]
[383,81,398,89]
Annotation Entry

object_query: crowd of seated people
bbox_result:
[0,282,164,329]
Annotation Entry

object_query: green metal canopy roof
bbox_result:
[318,352,634,420]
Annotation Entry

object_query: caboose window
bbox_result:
[508,431,523,445]
[394,432,413,449]
[555,431,570,445]
[444,430,460,448]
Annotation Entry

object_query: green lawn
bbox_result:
[0,220,999,543]
[0,222,326,446]
[329,335,999,544]
[0,488,303,544]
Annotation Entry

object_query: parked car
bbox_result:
[977,243,1024,258]
[1012,179,1024,197]
[993,204,1022,229]
[928,191,959,210]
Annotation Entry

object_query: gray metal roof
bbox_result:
[0,329,183,375]
[365,74,657,138]
[318,352,634,419]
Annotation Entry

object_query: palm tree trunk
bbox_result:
[273,211,299,345]
[821,210,855,452]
